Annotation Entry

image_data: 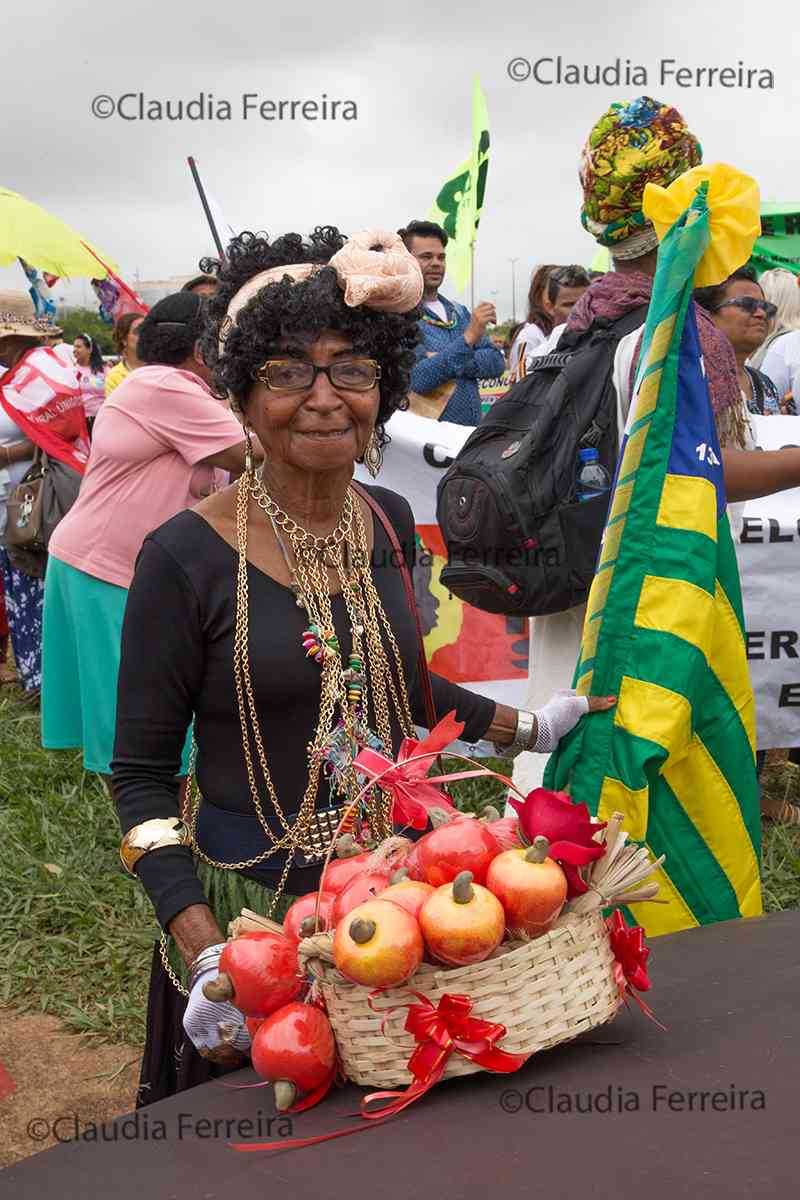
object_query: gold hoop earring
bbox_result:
[364,430,383,479]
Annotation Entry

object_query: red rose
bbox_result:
[508,788,606,897]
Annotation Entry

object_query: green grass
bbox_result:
[758,758,800,912]
[0,692,159,1044]
[0,689,798,1047]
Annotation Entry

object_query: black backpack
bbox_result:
[436,306,648,617]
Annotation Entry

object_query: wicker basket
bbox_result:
[298,909,622,1088]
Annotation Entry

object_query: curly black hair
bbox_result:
[200,227,421,447]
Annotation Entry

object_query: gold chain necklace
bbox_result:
[182,472,416,913]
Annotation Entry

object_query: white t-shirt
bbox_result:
[759,330,800,401]
[425,299,449,322]
[509,323,548,381]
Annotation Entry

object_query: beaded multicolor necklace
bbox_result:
[421,301,457,330]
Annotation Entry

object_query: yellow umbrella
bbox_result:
[0,186,118,277]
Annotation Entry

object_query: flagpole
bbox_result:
[470,243,475,309]
[187,156,226,260]
[509,257,519,324]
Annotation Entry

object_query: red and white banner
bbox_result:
[0,347,89,473]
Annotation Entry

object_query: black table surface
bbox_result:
[4,909,798,1199]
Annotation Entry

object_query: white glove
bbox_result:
[183,966,251,1056]
[533,689,590,754]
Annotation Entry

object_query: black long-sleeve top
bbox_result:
[112,486,495,928]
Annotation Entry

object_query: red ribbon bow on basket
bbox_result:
[606,910,665,1030]
[353,712,466,828]
[361,991,527,1119]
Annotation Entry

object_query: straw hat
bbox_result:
[0,289,61,340]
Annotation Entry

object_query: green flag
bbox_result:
[545,175,762,937]
[427,79,490,294]
[590,246,612,273]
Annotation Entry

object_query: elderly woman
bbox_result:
[112,226,612,1105]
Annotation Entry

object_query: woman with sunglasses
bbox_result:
[695,267,781,417]
[111,227,613,1105]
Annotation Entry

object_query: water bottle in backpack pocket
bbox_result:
[576,448,611,502]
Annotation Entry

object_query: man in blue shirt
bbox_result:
[399,220,505,425]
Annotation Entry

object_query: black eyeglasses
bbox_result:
[712,297,777,319]
[256,358,382,392]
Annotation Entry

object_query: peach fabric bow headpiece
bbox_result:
[218,228,423,352]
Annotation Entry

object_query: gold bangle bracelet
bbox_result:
[120,817,193,875]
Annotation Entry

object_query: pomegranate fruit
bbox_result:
[283,891,336,943]
[380,876,435,921]
[486,836,568,938]
[202,931,301,1018]
[251,1001,336,1111]
[419,870,505,966]
[333,898,424,987]
[418,816,499,886]
[331,870,390,925]
[322,851,375,896]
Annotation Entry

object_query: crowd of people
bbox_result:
[1,93,800,1103]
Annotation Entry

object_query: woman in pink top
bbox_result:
[73,332,107,427]
[41,292,252,779]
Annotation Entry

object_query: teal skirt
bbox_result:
[41,557,191,775]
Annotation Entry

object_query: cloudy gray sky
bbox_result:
[2,0,797,318]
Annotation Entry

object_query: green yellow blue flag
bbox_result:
[546,165,763,936]
[427,79,490,294]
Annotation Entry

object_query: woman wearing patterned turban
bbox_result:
[580,96,702,259]
[513,95,800,826]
